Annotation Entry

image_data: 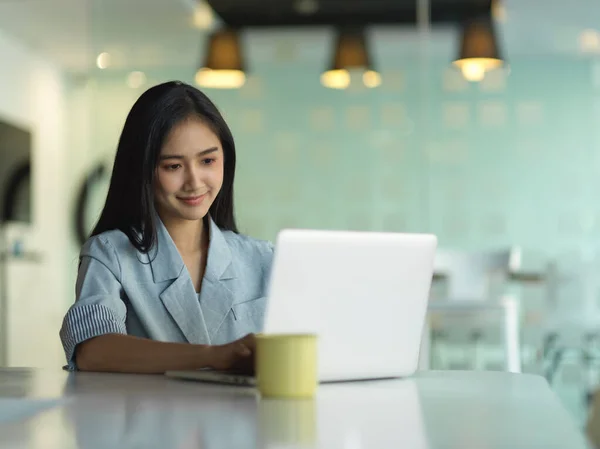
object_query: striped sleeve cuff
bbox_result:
[59,303,127,371]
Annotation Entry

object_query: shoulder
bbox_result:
[80,229,141,275]
[222,230,274,266]
[81,229,133,258]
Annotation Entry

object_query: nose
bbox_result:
[184,164,203,191]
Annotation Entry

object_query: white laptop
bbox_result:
[166,228,437,385]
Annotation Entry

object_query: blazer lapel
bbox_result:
[150,216,211,344]
[159,273,210,344]
[197,218,237,340]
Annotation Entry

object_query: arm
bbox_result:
[76,333,255,374]
[75,334,213,374]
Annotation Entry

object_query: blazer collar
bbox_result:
[149,214,234,283]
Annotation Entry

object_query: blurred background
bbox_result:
[0,0,600,428]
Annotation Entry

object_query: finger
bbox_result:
[236,343,251,357]
[242,333,256,351]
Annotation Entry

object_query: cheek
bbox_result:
[155,171,180,195]
[213,162,225,188]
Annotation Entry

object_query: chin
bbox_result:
[161,204,207,221]
[158,199,211,222]
[180,209,209,221]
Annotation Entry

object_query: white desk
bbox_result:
[0,368,590,449]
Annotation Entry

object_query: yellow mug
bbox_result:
[255,333,318,398]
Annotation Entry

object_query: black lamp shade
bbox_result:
[196,28,246,89]
[454,17,503,67]
[329,28,372,71]
[322,27,380,89]
[201,28,245,72]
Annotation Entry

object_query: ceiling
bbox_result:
[0,0,204,71]
[0,0,598,74]
[205,0,491,27]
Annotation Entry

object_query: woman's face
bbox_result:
[154,117,224,224]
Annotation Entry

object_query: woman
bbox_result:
[60,81,273,373]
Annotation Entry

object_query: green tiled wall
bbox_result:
[89,57,600,254]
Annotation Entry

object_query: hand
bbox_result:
[209,333,256,374]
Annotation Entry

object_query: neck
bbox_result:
[160,214,207,256]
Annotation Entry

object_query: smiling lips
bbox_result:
[177,193,207,206]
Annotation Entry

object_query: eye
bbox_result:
[201,158,216,165]
[164,164,181,171]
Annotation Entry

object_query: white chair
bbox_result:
[433,248,521,300]
[419,247,522,373]
[540,249,600,417]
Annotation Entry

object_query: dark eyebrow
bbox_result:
[159,147,218,161]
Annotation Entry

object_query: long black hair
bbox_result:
[91,81,238,253]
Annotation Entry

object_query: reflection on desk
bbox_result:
[61,374,426,449]
[0,369,590,449]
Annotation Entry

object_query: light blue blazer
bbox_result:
[59,216,274,370]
